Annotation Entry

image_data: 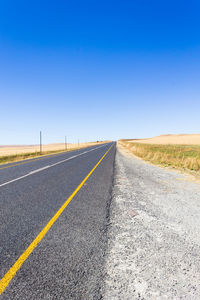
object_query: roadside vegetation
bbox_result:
[119,141,200,172]
[0,141,107,165]
[0,149,74,165]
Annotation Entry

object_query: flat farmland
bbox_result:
[0,142,109,165]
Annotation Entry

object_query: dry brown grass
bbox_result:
[119,141,200,172]
[0,142,107,157]
[0,141,109,165]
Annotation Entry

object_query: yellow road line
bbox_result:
[0,144,113,295]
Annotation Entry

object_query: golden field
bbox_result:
[0,141,108,164]
[0,142,105,156]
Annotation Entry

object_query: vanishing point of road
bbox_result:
[0,142,115,299]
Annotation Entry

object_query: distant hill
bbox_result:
[125,134,200,145]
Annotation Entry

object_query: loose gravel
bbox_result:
[103,145,200,299]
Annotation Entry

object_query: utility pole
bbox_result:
[65,136,67,150]
[78,139,79,149]
[40,131,42,154]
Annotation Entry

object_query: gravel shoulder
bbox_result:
[103,144,200,299]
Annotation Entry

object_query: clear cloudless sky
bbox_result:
[0,0,200,144]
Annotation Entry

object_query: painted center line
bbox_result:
[29,165,51,174]
[0,144,107,188]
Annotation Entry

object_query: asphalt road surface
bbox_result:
[0,142,115,299]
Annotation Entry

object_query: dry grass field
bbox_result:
[0,141,108,165]
[119,134,200,172]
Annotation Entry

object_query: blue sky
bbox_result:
[0,0,200,144]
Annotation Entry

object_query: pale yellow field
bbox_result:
[128,134,200,145]
[0,141,107,157]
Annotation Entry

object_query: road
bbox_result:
[0,142,115,299]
